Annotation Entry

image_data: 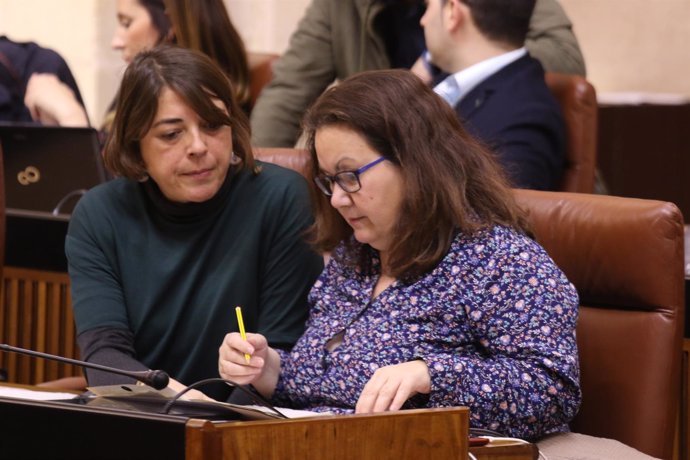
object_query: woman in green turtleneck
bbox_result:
[66,46,323,401]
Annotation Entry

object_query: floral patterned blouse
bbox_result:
[272,225,581,440]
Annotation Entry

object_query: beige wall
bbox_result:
[228,0,310,53]
[560,0,690,97]
[1,0,688,125]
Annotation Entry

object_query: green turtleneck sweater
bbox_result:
[66,162,323,400]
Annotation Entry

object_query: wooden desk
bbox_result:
[1,393,473,460]
[0,390,541,460]
[186,409,469,460]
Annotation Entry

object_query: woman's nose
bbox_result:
[111,32,124,50]
[187,130,208,156]
[329,182,351,208]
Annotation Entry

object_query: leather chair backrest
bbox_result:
[545,73,598,194]
[253,147,311,179]
[514,189,684,460]
[248,52,280,111]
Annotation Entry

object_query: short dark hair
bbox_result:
[302,69,528,279]
[104,45,254,180]
[458,0,536,48]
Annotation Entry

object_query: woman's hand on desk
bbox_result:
[355,360,431,414]
[218,332,280,398]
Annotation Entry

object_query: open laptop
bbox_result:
[0,123,108,271]
[0,123,107,217]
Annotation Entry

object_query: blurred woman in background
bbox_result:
[24,0,250,130]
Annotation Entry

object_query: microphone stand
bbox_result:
[0,343,169,390]
[1,344,289,420]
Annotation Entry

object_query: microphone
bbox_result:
[0,343,170,390]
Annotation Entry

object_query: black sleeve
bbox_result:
[77,326,149,386]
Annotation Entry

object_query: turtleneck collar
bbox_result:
[141,167,239,224]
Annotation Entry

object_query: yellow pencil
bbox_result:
[235,306,251,364]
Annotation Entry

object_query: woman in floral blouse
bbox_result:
[219,69,581,441]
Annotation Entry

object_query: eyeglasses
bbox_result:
[314,156,387,196]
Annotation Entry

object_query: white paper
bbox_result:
[0,385,78,401]
[265,406,332,419]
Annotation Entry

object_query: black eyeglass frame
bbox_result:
[314,156,387,196]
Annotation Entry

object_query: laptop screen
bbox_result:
[0,123,108,217]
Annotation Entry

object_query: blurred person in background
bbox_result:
[23,0,249,134]
[1,35,87,125]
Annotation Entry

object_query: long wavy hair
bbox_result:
[302,69,528,279]
[164,0,250,107]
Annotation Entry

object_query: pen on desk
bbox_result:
[235,306,251,364]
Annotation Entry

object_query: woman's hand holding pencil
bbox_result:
[217,330,268,384]
[218,306,282,398]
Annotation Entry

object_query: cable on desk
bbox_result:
[161,377,286,418]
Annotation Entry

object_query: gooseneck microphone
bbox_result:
[0,343,170,390]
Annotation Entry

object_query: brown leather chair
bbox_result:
[253,147,312,179]
[545,73,598,194]
[248,52,280,111]
[514,189,684,460]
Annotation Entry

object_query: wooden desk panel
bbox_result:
[0,394,472,460]
[186,408,469,460]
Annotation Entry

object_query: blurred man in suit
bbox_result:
[250,0,584,150]
[422,0,565,190]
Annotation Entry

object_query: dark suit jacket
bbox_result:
[455,54,565,190]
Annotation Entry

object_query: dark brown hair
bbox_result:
[456,0,536,48]
[104,45,254,180]
[164,0,250,107]
[302,69,528,279]
[139,0,172,43]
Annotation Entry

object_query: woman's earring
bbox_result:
[230,151,241,165]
